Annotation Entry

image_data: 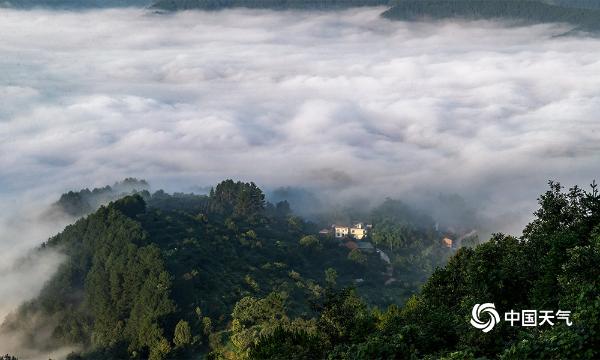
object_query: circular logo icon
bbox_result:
[470,303,500,333]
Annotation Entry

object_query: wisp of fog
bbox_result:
[0,9,599,342]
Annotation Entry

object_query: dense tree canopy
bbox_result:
[4,179,598,359]
[3,179,392,358]
[242,181,600,359]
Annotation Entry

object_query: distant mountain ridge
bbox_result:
[382,0,600,32]
[0,0,150,8]
[149,0,390,11]
[4,0,600,35]
[547,0,600,9]
[0,0,389,9]
[145,0,600,33]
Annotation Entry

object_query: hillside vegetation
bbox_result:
[239,181,600,359]
[3,179,598,358]
[2,179,453,359]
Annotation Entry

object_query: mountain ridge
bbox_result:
[4,179,450,359]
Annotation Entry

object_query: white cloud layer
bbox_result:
[1,7,600,236]
[0,201,71,359]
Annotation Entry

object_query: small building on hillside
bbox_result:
[334,225,350,238]
[442,237,453,248]
[350,223,368,239]
[334,222,371,240]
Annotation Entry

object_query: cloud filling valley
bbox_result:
[1,6,600,238]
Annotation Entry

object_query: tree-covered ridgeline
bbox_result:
[5,179,448,359]
[3,180,598,358]
[383,0,600,32]
[51,178,149,217]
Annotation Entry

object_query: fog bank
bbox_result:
[1,7,599,234]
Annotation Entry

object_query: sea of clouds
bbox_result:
[1,8,600,341]
[2,8,599,216]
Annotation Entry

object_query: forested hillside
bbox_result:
[235,181,600,359]
[383,0,600,32]
[2,179,454,359]
[2,180,598,359]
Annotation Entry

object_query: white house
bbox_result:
[334,223,371,240]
